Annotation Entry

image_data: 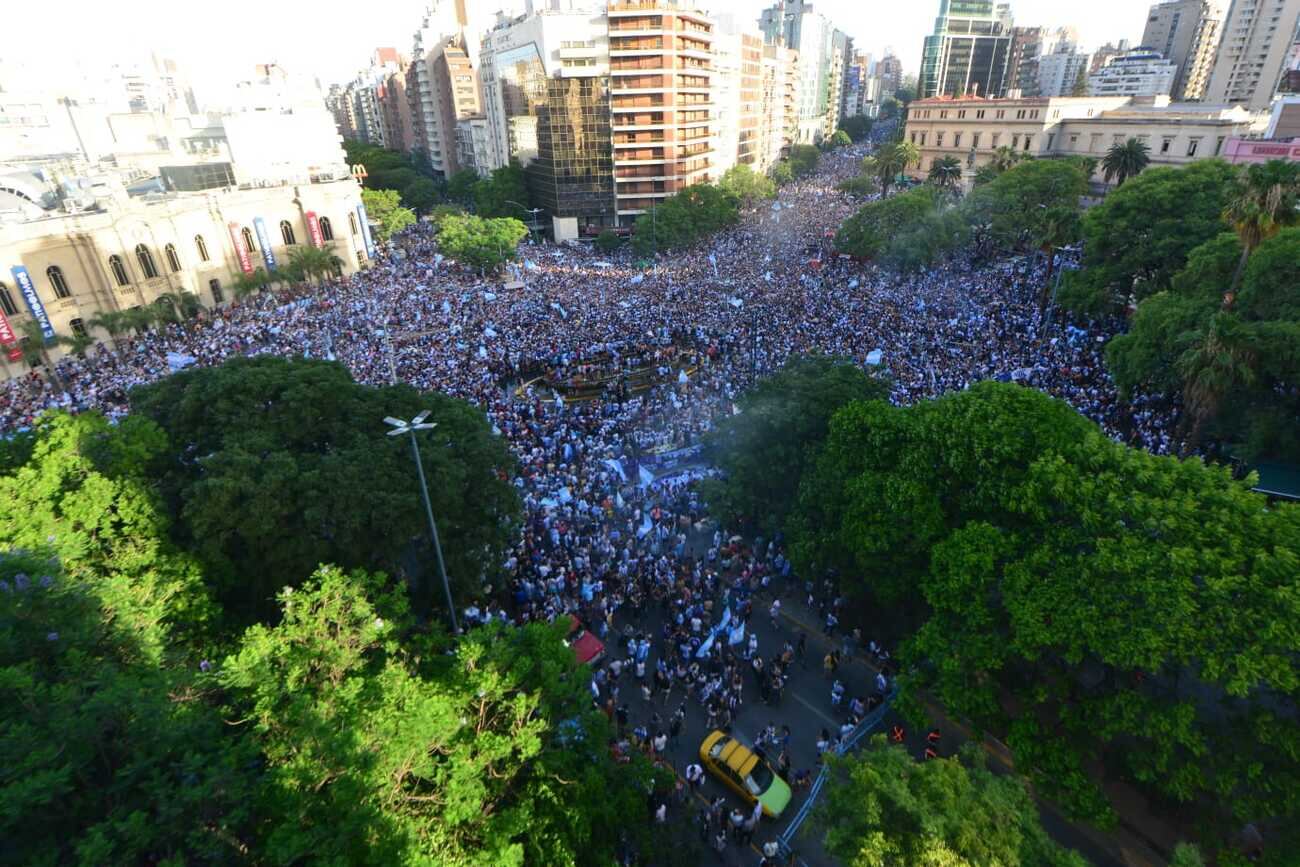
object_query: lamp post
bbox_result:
[505,200,543,244]
[384,411,460,635]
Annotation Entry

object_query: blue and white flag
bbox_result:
[728,621,746,646]
[696,632,715,658]
[716,606,731,633]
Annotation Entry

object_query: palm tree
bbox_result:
[88,309,129,340]
[15,320,92,389]
[1175,313,1257,449]
[119,305,157,335]
[927,156,964,194]
[1222,160,1300,296]
[231,267,272,301]
[154,291,205,325]
[989,146,1028,173]
[1033,206,1082,309]
[1102,138,1150,187]
[286,246,345,284]
[867,141,921,198]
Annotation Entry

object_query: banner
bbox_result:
[11,265,54,341]
[0,301,18,359]
[356,203,376,259]
[228,222,253,274]
[304,210,323,248]
[252,217,277,271]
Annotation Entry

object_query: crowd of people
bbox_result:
[0,139,1187,860]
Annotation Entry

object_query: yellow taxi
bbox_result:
[698,730,793,818]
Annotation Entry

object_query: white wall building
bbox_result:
[1204,0,1300,110]
[1038,49,1093,96]
[1089,49,1179,97]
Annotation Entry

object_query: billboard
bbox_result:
[228,222,253,274]
[253,217,278,271]
[10,265,54,342]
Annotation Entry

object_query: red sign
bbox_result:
[228,222,253,274]
[305,211,324,248]
[0,307,18,360]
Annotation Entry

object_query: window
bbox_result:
[1047,133,1056,150]
[195,234,210,262]
[241,227,256,253]
[976,109,986,119]
[1011,134,1021,149]
[972,132,981,149]
[991,133,1001,147]
[1215,136,1226,155]
[209,278,224,304]
[69,317,87,339]
[135,244,159,279]
[109,255,130,286]
[348,212,359,235]
[1186,137,1201,157]
[957,110,966,118]
[910,131,917,143]
[1023,135,1032,152]
[1030,110,1039,119]
[954,133,962,147]
[939,110,948,118]
[165,243,182,273]
[1160,136,1173,154]
[995,109,1005,119]
[920,132,927,146]
[280,220,297,246]
[47,265,71,299]
[936,132,945,147]
[319,216,334,241]
[0,281,16,316]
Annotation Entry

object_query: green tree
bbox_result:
[231,266,272,301]
[88,309,129,340]
[154,290,205,324]
[1221,159,1300,294]
[962,158,1087,255]
[827,129,852,149]
[1102,137,1151,187]
[221,566,668,866]
[863,141,920,198]
[839,115,873,141]
[360,188,417,243]
[472,160,531,219]
[593,228,622,253]
[401,176,441,215]
[1033,205,1082,307]
[927,155,964,194]
[835,185,958,269]
[129,356,520,626]
[769,159,794,185]
[1060,160,1238,313]
[436,213,530,272]
[812,739,1087,867]
[446,168,480,206]
[788,144,821,178]
[718,163,777,207]
[794,382,1300,833]
[630,183,740,257]
[283,245,345,284]
[701,356,889,535]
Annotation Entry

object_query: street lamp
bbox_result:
[505,200,543,244]
[384,411,460,634]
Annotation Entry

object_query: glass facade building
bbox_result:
[920,0,1013,99]
[528,76,617,230]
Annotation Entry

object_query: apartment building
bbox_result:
[1089,49,1179,96]
[1204,0,1300,109]
[1142,0,1224,100]
[607,0,717,225]
[919,0,1015,99]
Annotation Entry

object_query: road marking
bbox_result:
[789,690,841,728]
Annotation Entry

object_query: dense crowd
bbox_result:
[0,140,1191,860]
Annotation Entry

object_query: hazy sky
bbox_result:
[5,0,1152,100]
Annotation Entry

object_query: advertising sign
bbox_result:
[356,203,376,259]
[305,210,323,247]
[228,222,253,274]
[10,265,54,341]
[0,300,18,359]
[253,217,278,271]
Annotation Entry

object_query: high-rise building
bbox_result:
[919,0,1014,99]
[759,0,846,143]
[1038,46,1093,97]
[409,1,494,175]
[1142,1,1224,100]
[877,52,904,97]
[1204,0,1300,109]
[1005,26,1044,96]
[608,1,716,224]
[1089,40,1132,74]
[712,24,766,173]
[760,42,800,167]
[1088,48,1179,96]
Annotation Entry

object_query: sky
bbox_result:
[4,0,1153,101]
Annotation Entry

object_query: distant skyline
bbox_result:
[5,0,1153,101]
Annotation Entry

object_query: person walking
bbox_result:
[686,762,704,794]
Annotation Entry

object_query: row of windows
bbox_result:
[1,216,345,303]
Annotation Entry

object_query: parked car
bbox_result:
[698,730,792,818]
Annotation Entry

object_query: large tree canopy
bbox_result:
[129,356,519,625]
[1059,160,1238,313]
[437,213,530,272]
[630,183,740,257]
[812,738,1087,867]
[792,383,1300,836]
[701,355,889,535]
